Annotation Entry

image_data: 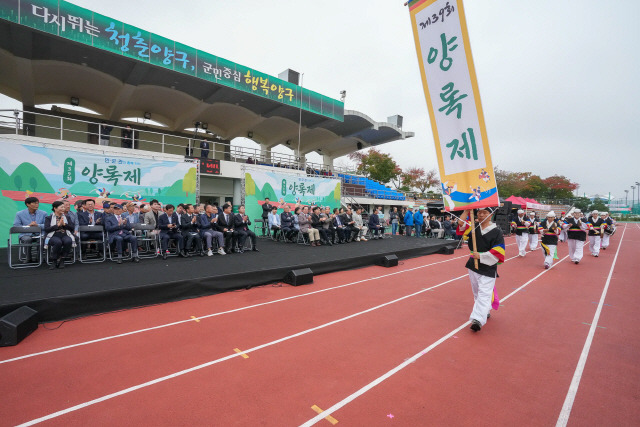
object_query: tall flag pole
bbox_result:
[407,0,499,211]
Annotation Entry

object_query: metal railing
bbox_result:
[0,108,356,175]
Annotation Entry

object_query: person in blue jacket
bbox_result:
[404,205,414,237]
[414,206,425,237]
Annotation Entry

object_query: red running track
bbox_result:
[0,226,638,426]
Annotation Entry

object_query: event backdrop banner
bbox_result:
[408,0,499,210]
[0,0,343,121]
[0,140,196,247]
[243,169,341,225]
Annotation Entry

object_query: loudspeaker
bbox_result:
[375,254,398,267]
[0,306,38,347]
[439,246,455,255]
[284,268,313,286]
[494,201,512,217]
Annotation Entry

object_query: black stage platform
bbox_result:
[0,236,458,322]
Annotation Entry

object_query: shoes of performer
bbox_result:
[207,249,213,256]
[218,247,226,255]
[252,247,259,252]
[594,254,598,257]
[487,313,491,320]
[544,263,550,269]
[132,256,140,263]
[574,260,579,264]
[470,319,481,332]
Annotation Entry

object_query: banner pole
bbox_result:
[470,209,479,269]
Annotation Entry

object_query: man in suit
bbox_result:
[310,206,331,245]
[341,208,359,243]
[77,198,105,254]
[322,206,337,244]
[13,196,47,263]
[121,202,140,224]
[234,205,259,252]
[180,203,205,256]
[280,204,296,242]
[199,204,226,255]
[105,204,140,264]
[261,198,274,236]
[368,207,385,239]
[215,203,237,253]
[143,199,162,232]
[429,215,444,238]
[158,204,187,259]
[332,207,347,243]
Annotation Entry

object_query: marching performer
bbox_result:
[562,209,588,264]
[458,207,505,332]
[586,210,604,257]
[539,211,560,269]
[527,211,540,251]
[558,211,568,242]
[511,209,529,257]
[600,211,614,250]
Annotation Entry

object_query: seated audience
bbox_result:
[44,200,76,269]
[180,203,205,256]
[311,206,331,245]
[233,205,258,252]
[216,203,237,253]
[158,204,187,259]
[280,204,297,242]
[352,207,368,241]
[13,196,47,263]
[368,207,385,239]
[298,206,320,246]
[199,204,226,255]
[105,203,140,263]
[268,206,282,238]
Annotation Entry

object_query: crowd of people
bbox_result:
[260,198,386,246]
[509,208,616,268]
[394,205,456,239]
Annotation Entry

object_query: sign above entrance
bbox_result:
[0,0,344,121]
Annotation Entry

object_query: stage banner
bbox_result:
[408,0,499,210]
[243,169,341,224]
[0,140,196,247]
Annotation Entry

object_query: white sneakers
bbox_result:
[207,249,213,256]
[218,247,226,255]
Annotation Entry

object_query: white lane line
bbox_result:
[300,253,573,427]
[556,224,628,426]
[1,244,514,365]
[16,272,473,427]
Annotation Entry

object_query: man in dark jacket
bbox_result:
[368,207,385,239]
[180,204,205,256]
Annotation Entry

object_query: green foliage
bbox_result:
[589,198,608,212]
[350,148,400,184]
[10,162,55,193]
[261,183,277,201]
[0,166,10,189]
[69,181,99,196]
[495,168,578,200]
[334,182,341,201]
[0,195,17,246]
[182,167,197,196]
[573,197,591,212]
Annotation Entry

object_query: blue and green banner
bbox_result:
[244,169,342,223]
[0,0,344,121]
[0,139,196,247]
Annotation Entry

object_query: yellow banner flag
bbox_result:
[408,0,499,210]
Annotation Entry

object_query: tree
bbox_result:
[182,167,197,197]
[543,175,579,199]
[348,148,400,184]
[573,197,591,212]
[414,168,439,194]
[29,177,37,192]
[589,198,607,212]
[389,166,405,190]
[13,175,22,191]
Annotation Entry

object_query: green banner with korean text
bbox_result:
[0,0,344,121]
[408,0,499,210]
[0,139,197,247]
[243,169,341,225]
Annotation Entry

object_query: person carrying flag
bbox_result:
[539,211,560,269]
[457,207,505,332]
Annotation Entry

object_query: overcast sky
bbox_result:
[2,0,638,199]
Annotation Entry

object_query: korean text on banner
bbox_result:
[408,0,499,210]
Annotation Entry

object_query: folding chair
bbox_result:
[45,239,77,266]
[253,219,268,238]
[296,230,310,245]
[132,224,159,258]
[78,225,106,263]
[8,226,43,269]
[106,231,133,262]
